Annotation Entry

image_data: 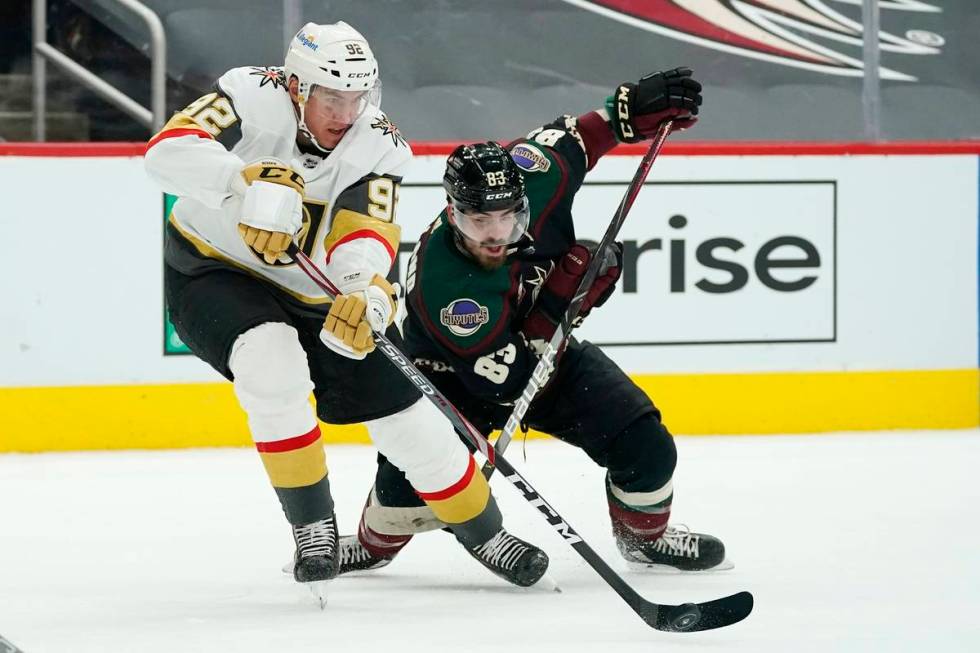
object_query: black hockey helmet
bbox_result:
[443,142,530,246]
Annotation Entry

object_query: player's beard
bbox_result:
[467,242,508,271]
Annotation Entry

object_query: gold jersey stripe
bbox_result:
[421,467,492,525]
[258,439,328,489]
[323,209,401,259]
[168,214,330,305]
[157,112,213,136]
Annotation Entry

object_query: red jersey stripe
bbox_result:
[145,127,213,153]
[325,229,397,264]
[417,455,477,501]
[254,425,322,453]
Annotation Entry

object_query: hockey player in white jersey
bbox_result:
[144,22,549,602]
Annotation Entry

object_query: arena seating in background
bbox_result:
[18,0,980,142]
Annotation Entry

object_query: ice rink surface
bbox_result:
[2,429,979,653]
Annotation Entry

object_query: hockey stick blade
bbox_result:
[287,244,753,632]
[643,591,754,632]
[500,456,753,632]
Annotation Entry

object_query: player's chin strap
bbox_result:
[507,232,535,259]
[295,101,332,156]
[285,238,752,632]
[481,120,674,480]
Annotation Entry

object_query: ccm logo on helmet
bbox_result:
[348,72,372,78]
[484,191,514,200]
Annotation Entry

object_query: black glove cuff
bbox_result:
[606,83,643,144]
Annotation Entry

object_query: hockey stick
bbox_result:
[286,241,753,632]
[0,634,26,653]
[481,121,672,479]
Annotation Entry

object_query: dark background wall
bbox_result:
[10,1,980,142]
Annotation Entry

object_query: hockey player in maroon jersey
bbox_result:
[337,68,732,576]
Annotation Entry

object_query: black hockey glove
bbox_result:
[608,67,702,143]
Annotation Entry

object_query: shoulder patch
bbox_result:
[248,66,287,90]
[440,299,491,337]
[511,143,551,173]
[371,113,407,148]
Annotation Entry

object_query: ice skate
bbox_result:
[291,514,340,608]
[336,534,397,574]
[616,523,732,572]
[465,529,553,588]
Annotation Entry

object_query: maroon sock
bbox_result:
[357,514,413,558]
[608,497,671,542]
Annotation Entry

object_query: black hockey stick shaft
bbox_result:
[286,243,752,632]
[0,634,26,653]
[481,121,672,480]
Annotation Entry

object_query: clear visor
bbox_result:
[305,81,381,124]
[450,196,530,247]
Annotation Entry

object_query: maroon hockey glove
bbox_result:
[580,241,623,320]
[607,67,702,143]
[521,242,623,344]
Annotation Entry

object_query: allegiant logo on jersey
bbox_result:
[511,144,551,173]
[296,32,318,51]
[440,299,490,337]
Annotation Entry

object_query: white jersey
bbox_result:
[145,66,411,306]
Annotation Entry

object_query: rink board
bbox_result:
[0,369,976,452]
[0,143,977,451]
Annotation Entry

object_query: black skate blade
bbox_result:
[640,591,753,632]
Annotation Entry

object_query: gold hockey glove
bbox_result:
[320,275,398,359]
[236,159,306,264]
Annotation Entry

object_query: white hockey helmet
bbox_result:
[285,21,381,104]
[284,22,382,152]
